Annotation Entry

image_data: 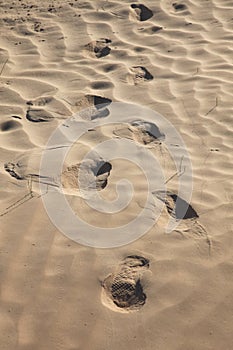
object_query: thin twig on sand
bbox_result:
[0,58,9,77]
[165,156,185,185]
[205,97,218,116]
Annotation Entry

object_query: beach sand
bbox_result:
[0,0,233,349]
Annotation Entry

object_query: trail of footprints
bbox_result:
[1,1,215,314]
[3,95,211,256]
[14,94,112,123]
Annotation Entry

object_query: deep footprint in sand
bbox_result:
[74,94,112,120]
[101,255,150,312]
[26,96,71,118]
[26,109,54,123]
[84,38,111,58]
[130,4,153,21]
[114,120,165,146]
[128,66,153,85]
[62,159,112,194]
[154,191,212,253]
[155,191,199,220]
[4,162,26,180]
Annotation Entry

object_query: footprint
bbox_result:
[26,109,54,122]
[26,96,71,117]
[62,159,112,194]
[26,96,53,106]
[128,66,153,85]
[101,255,150,312]
[75,94,112,121]
[154,191,212,253]
[32,21,44,33]
[155,191,199,220]
[114,120,165,146]
[4,162,26,180]
[130,4,153,21]
[131,120,165,145]
[84,39,111,58]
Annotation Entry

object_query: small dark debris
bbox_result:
[11,115,22,119]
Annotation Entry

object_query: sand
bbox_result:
[0,0,233,349]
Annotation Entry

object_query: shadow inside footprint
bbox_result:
[93,95,112,110]
[156,191,199,220]
[131,4,153,21]
[95,161,112,176]
[62,160,112,192]
[85,39,111,58]
[76,94,112,120]
[154,192,212,253]
[95,161,112,190]
[169,194,199,219]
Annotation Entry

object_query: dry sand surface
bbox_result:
[0,0,233,349]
